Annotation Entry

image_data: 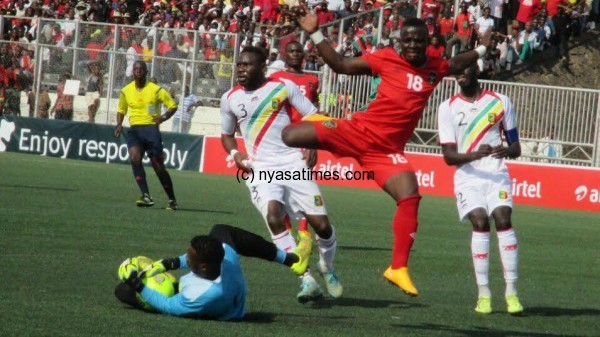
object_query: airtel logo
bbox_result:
[575,186,587,201]
[574,185,600,203]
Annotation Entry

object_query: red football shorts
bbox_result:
[312,118,414,187]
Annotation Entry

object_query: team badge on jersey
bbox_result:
[428,72,437,85]
[488,112,497,125]
[322,120,337,129]
[272,99,279,109]
[314,195,324,206]
[499,190,509,200]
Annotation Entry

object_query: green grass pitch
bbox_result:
[1,152,598,337]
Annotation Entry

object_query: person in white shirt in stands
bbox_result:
[266,49,286,77]
[516,21,540,64]
[171,85,203,134]
[536,127,563,164]
[475,7,495,43]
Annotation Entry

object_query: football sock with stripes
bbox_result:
[498,228,519,296]
[472,231,491,297]
[316,225,337,272]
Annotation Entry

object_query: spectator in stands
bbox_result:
[86,62,103,123]
[516,0,542,29]
[479,38,501,78]
[426,35,446,58]
[553,5,573,66]
[531,17,547,50]
[497,24,520,70]
[446,2,474,58]
[28,86,52,119]
[516,21,540,64]
[489,0,508,33]
[438,8,455,42]
[536,127,563,164]
[51,73,74,121]
[425,14,438,37]
[316,1,336,25]
[266,48,285,76]
[171,85,203,134]
[475,7,495,44]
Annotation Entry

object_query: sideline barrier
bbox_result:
[0,116,203,171]
[200,136,600,212]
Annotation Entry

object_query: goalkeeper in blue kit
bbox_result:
[115,224,312,320]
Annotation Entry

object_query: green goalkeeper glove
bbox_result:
[141,257,181,278]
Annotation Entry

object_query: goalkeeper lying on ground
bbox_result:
[115,224,312,320]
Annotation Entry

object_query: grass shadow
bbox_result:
[338,245,392,252]
[308,297,425,310]
[0,183,78,192]
[391,323,579,337]
[524,306,600,317]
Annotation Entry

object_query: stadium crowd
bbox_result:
[0,0,598,117]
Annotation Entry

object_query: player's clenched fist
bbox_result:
[472,144,493,160]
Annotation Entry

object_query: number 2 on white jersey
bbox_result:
[406,74,423,92]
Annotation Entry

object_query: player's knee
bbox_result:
[308,217,332,238]
[495,218,512,231]
[265,214,287,234]
[471,218,490,232]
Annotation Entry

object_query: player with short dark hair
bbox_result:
[221,47,342,302]
[115,60,179,210]
[114,224,312,320]
[437,63,523,315]
[283,11,488,296]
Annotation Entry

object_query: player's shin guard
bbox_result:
[132,163,149,194]
[156,169,176,201]
[497,228,519,296]
[472,231,491,297]
[391,195,421,269]
[315,225,337,272]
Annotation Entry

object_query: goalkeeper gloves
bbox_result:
[141,257,181,278]
[124,271,145,293]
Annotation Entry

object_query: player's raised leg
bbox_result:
[305,213,343,298]
[281,121,322,149]
[492,207,523,315]
[468,208,493,314]
[381,171,421,296]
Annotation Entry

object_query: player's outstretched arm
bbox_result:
[296,7,371,75]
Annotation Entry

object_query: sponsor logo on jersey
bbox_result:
[499,190,508,200]
[428,72,437,85]
[322,120,337,129]
[314,195,323,206]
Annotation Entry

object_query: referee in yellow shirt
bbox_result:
[114,61,179,210]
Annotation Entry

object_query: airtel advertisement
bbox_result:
[200,136,600,212]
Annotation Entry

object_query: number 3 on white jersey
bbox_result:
[387,153,408,165]
[406,74,423,91]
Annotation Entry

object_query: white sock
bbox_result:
[497,228,519,296]
[271,230,297,252]
[472,231,490,297]
[316,225,337,272]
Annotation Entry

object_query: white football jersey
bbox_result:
[438,90,518,183]
[221,78,317,170]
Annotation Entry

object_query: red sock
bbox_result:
[298,218,308,231]
[391,195,421,269]
[284,214,292,231]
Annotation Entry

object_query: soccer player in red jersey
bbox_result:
[283,10,487,296]
[271,41,320,234]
